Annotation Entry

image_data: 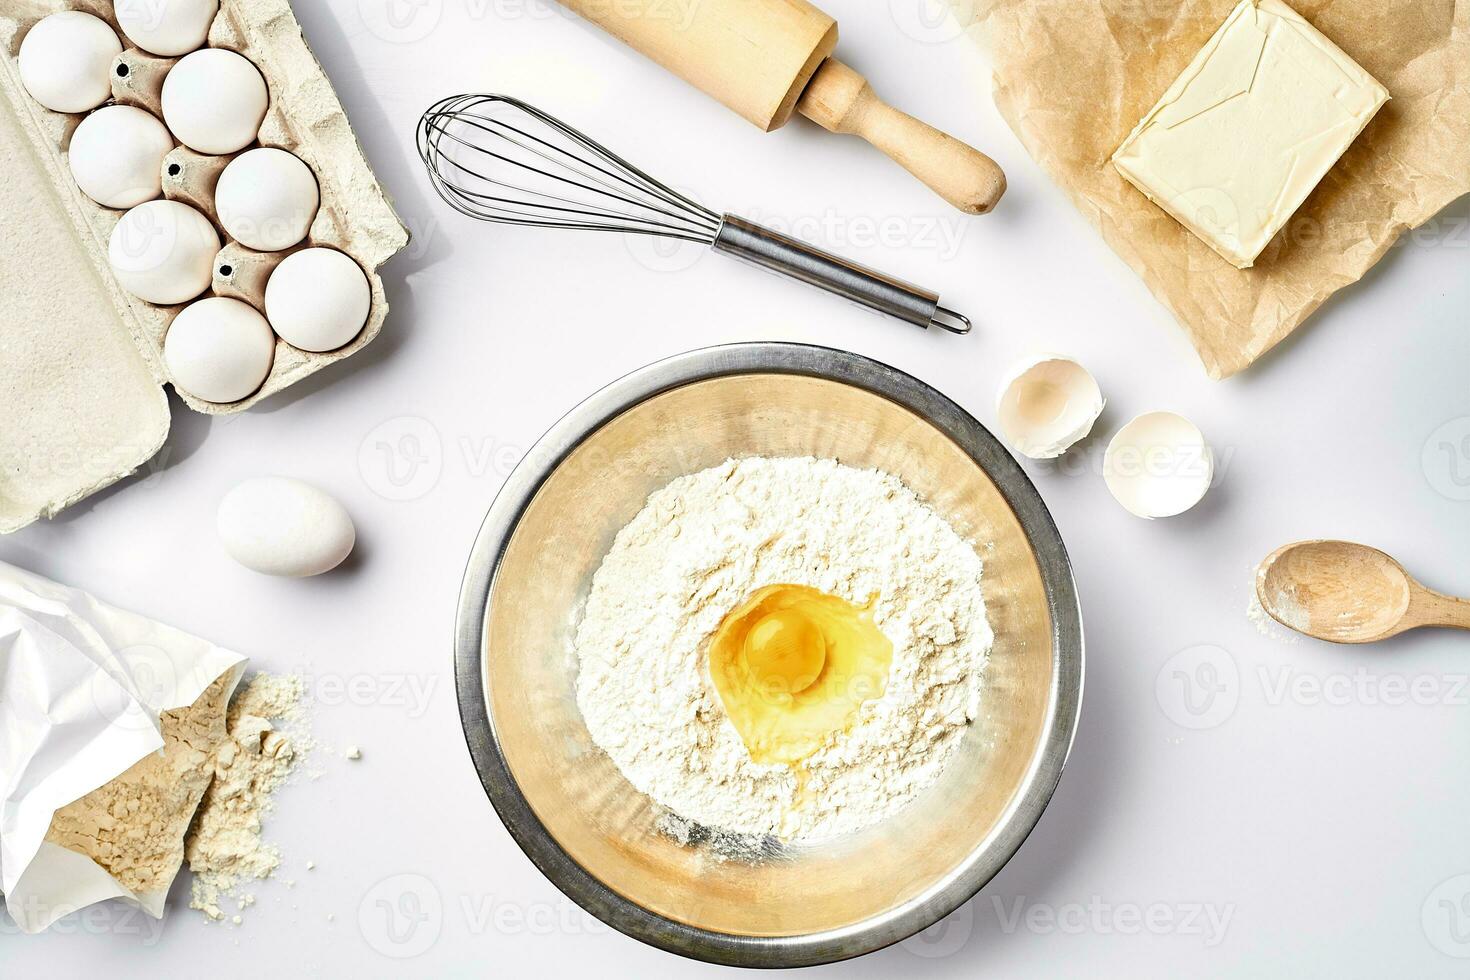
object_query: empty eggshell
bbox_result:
[17,11,121,113]
[164,297,276,403]
[264,248,370,351]
[997,354,1104,459]
[69,105,175,209]
[1104,411,1214,519]
[215,148,320,251]
[108,199,220,304]
[117,0,219,56]
[217,476,355,577]
[160,48,268,154]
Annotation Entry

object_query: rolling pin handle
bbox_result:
[797,59,1006,215]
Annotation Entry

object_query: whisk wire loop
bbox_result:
[416,94,970,334]
[417,94,721,243]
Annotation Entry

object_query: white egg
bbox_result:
[160,48,267,154]
[264,248,370,351]
[69,105,175,209]
[217,476,356,577]
[108,199,220,304]
[17,11,121,113]
[117,0,219,56]
[996,354,1104,460]
[163,297,276,403]
[215,148,320,251]
[1103,411,1214,519]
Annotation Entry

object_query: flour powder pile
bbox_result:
[40,669,309,925]
[185,672,308,921]
[574,456,994,842]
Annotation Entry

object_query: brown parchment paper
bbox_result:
[956,0,1470,378]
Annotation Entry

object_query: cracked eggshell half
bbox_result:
[1104,411,1213,519]
[217,476,355,577]
[117,0,219,56]
[997,354,1104,459]
[17,11,121,113]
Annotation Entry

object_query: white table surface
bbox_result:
[4,1,1469,976]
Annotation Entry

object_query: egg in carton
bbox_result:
[0,0,408,532]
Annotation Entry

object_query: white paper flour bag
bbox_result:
[0,561,246,932]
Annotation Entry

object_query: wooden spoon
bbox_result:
[1256,540,1470,644]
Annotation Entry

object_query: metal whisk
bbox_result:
[417,94,971,334]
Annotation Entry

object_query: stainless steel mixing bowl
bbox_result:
[454,343,1083,968]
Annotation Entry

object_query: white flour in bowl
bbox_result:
[573,456,993,843]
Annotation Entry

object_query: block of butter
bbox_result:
[1111,0,1388,269]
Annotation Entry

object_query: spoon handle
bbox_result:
[1410,589,1470,632]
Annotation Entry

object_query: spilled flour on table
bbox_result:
[574,457,993,844]
[1247,570,1302,644]
[185,673,312,922]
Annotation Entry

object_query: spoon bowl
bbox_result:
[1257,540,1470,644]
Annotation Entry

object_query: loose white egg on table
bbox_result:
[163,297,276,403]
[17,11,122,113]
[264,247,370,352]
[217,476,356,577]
[1103,411,1214,519]
[117,0,219,56]
[215,147,320,251]
[108,199,220,304]
[69,105,175,209]
[996,354,1105,460]
[160,47,267,154]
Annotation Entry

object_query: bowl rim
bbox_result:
[454,342,1084,968]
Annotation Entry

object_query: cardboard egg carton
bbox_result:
[0,0,408,532]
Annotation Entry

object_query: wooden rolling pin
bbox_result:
[559,0,1006,215]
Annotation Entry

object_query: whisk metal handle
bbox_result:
[711,215,971,334]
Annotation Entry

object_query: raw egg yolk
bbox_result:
[708,584,892,767]
[743,608,827,695]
